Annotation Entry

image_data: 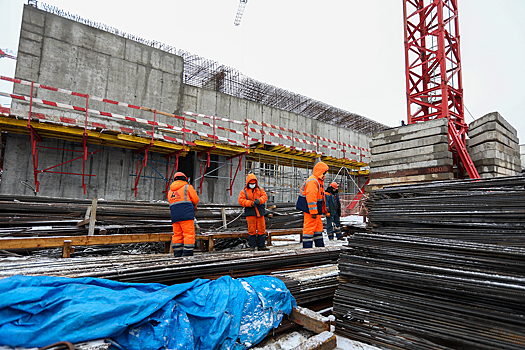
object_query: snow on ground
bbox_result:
[251,330,381,350]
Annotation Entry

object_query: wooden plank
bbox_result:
[0,233,173,250]
[288,307,330,333]
[88,198,98,236]
[62,240,72,258]
[290,331,336,350]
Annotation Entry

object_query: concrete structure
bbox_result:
[520,145,525,173]
[0,5,373,204]
[367,118,454,191]
[467,112,522,178]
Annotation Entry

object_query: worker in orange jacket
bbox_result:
[238,173,269,251]
[298,162,329,248]
[168,172,199,257]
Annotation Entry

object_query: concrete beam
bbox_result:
[372,118,447,139]
[469,111,517,137]
[468,131,520,149]
[370,125,447,148]
[474,158,522,172]
[370,151,452,168]
[371,135,448,155]
[468,121,519,144]
[468,141,520,158]
[370,158,453,174]
[371,143,449,162]
[470,149,522,165]
[367,172,454,187]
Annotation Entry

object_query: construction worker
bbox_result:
[238,173,269,251]
[168,172,199,257]
[325,182,343,240]
[298,162,329,248]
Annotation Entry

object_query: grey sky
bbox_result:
[1,0,524,140]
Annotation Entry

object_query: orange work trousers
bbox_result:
[302,213,324,248]
[246,216,266,235]
[172,219,196,245]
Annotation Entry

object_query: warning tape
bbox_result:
[0,76,246,139]
[0,75,368,159]
[0,105,192,146]
[246,118,369,153]
[0,91,247,147]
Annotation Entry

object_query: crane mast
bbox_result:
[403,0,479,179]
[234,0,248,26]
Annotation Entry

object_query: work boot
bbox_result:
[257,246,270,251]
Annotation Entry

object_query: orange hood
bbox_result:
[170,180,188,192]
[246,173,259,186]
[312,162,329,178]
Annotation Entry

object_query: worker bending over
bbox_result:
[168,172,199,257]
[325,182,342,240]
[238,173,269,251]
[297,162,328,248]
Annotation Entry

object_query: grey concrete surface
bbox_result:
[371,143,450,162]
[468,121,519,144]
[469,112,517,137]
[370,135,449,155]
[369,158,453,174]
[370,124,447,148]
[4,5,371,203]
[370,151,452,168]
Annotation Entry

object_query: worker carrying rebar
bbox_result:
[296,162,328,248]
[168,172,199,257]
[325,182,342,240]
[238,173,269,251]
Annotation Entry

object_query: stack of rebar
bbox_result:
[334,175,525,349]
[0,248,341,306]
[0,195,303,254]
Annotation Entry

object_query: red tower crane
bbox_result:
[403,0,479,179]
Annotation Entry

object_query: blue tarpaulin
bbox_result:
[0,274,296,349]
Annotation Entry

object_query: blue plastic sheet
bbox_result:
[0,274,296,349]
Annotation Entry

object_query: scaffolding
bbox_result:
[245,154,367,205]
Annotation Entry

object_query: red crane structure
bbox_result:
[403,0,479,179]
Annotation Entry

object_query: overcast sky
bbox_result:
[1,0,524,141]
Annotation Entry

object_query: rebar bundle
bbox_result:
[333,175,525,349]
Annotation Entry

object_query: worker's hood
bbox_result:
[170,180,188,192]
[312,162,329,178]
[245,173,259,186]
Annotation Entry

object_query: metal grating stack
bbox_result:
[333,175,525,349]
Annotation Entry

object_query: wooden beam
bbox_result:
[62,240,72,258]
[88,198,98,236]
[0,233,173,250]
[290,331,336,350]
[288,307,331,333]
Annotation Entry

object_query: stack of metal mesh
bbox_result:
[334,175,525,349]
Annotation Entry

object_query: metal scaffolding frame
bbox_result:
[245,154,366,205]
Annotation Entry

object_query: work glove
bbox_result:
[311,214,317,219]
[194,206,198,212]
[327,213,331,217]
[250,201,255,207]
[254,199,260,205]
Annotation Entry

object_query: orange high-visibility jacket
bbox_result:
[302,162,328,215]
[238,173,268,217]
[168,180,199,222]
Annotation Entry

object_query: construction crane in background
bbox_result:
[403,0,479,179]
[234,0,248,26]
[0,48,17,60]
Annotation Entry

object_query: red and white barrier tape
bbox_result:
[0,91,247,147]
[0,105,192,145]
[0,75,368,160]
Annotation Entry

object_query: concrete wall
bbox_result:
[467,112,522,178]
[2,5,370,204]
